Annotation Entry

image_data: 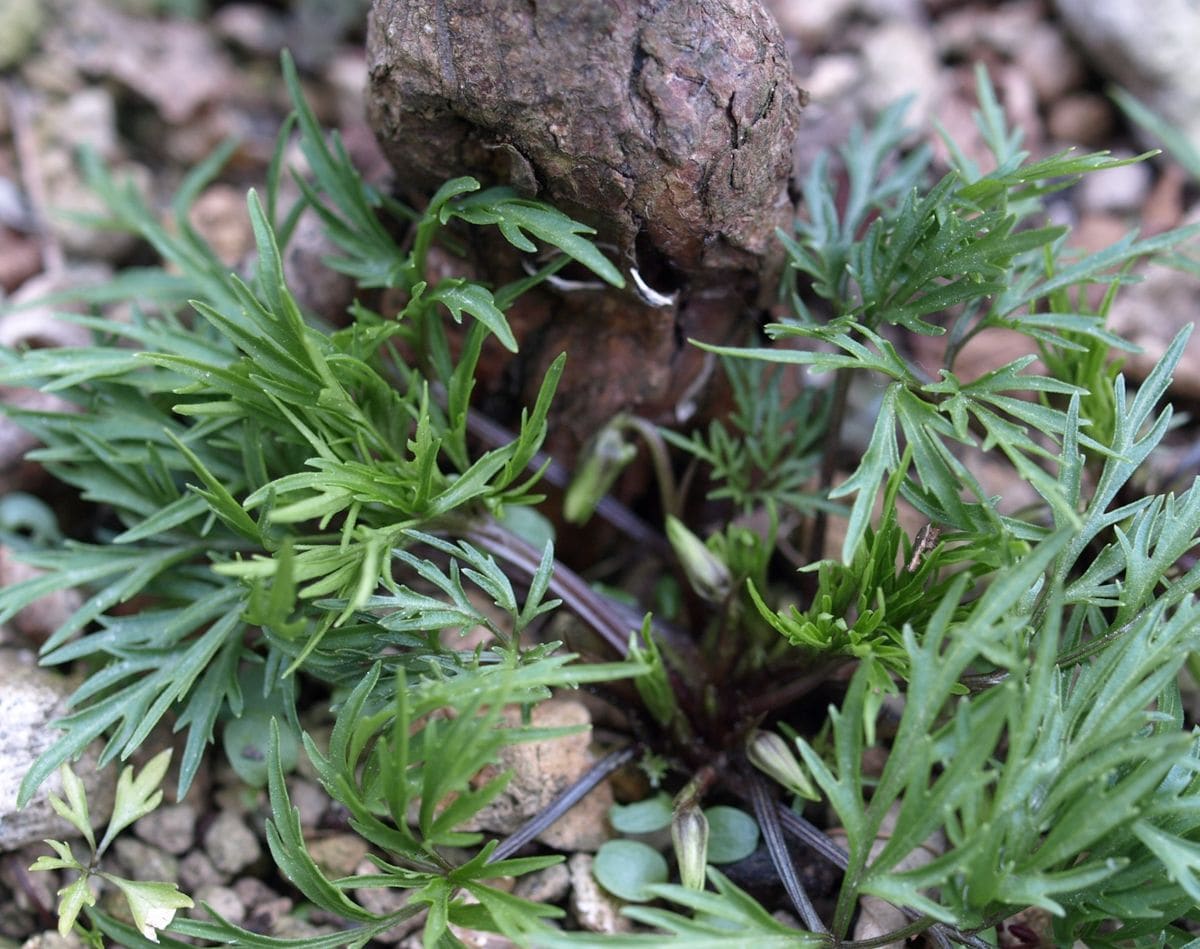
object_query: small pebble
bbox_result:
[232,876,281,906]
[567,853,632,934]
[860,20,940,126]
[1015,24,1086,103]
[187,185,255,267]
[204,810,262,875]
[512,862,571,904]
[352,857,420,920]
[269,915,338,939]
[286,777,329,828]
[111,838,179,884]
[134,802,197,855]
[802,54,862,104]
[1077,159,1153,215]
[305,832,370,878]
[179,849,226,890]
[1048,93,1115,148]
[246,896,297,933]
[19,933,83,949]
[191,883,246,926]
[767,0,857,45]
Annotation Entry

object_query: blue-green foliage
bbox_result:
[0,51,624,810]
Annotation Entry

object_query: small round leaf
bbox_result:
[703,806,759,864]
[592,839,669,902]
[609,792,673,834]
[223,712,299,788]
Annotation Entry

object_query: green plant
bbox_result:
[10,56,1200,947]
[30,750,194,945]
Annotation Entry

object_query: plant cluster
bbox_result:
[6,56,1200,947]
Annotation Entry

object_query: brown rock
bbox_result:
[187,185,255,269]
[304,832,370,878]
[368,0,798,282]
[461,698,614,852]
[0,229,41,293]
[1106,257,1200,397]
[0,547,83,646]
[1014,24,1087,103]
[366,0,802,459]
[1047,92,1115,148]
[57,0,233,124]
[283,210,359,323]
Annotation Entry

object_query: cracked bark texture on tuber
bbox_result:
[366,0,803,457]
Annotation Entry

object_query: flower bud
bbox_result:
[564,422,637,524]
[666,515,732,602]
[746,730,819,801]
[671,799,710,890]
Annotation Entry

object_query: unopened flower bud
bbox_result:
[666,515,732,602]
[671,800,710,890]
[746,730,819,801]
[564,422,637,524]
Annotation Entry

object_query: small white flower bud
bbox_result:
[746,730,819,801]
[666,515,733,602]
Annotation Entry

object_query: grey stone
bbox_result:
[0,653,116,852]
[179,849,226,890]
[190,884,246,926]
[859,20,941,128]
[1054,0,1200,155]
[134,802,196,855]
[285,777,328,829]
[1077,158,1153,214]
[203,811,261,875]
[111,838,178,883]
[512,862,571,905]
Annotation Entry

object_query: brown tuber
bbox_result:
[366,0,804,458]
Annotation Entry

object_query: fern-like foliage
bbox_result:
[11,53,1200,949]
[703,67,1200,565]
[0,51,624,809]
